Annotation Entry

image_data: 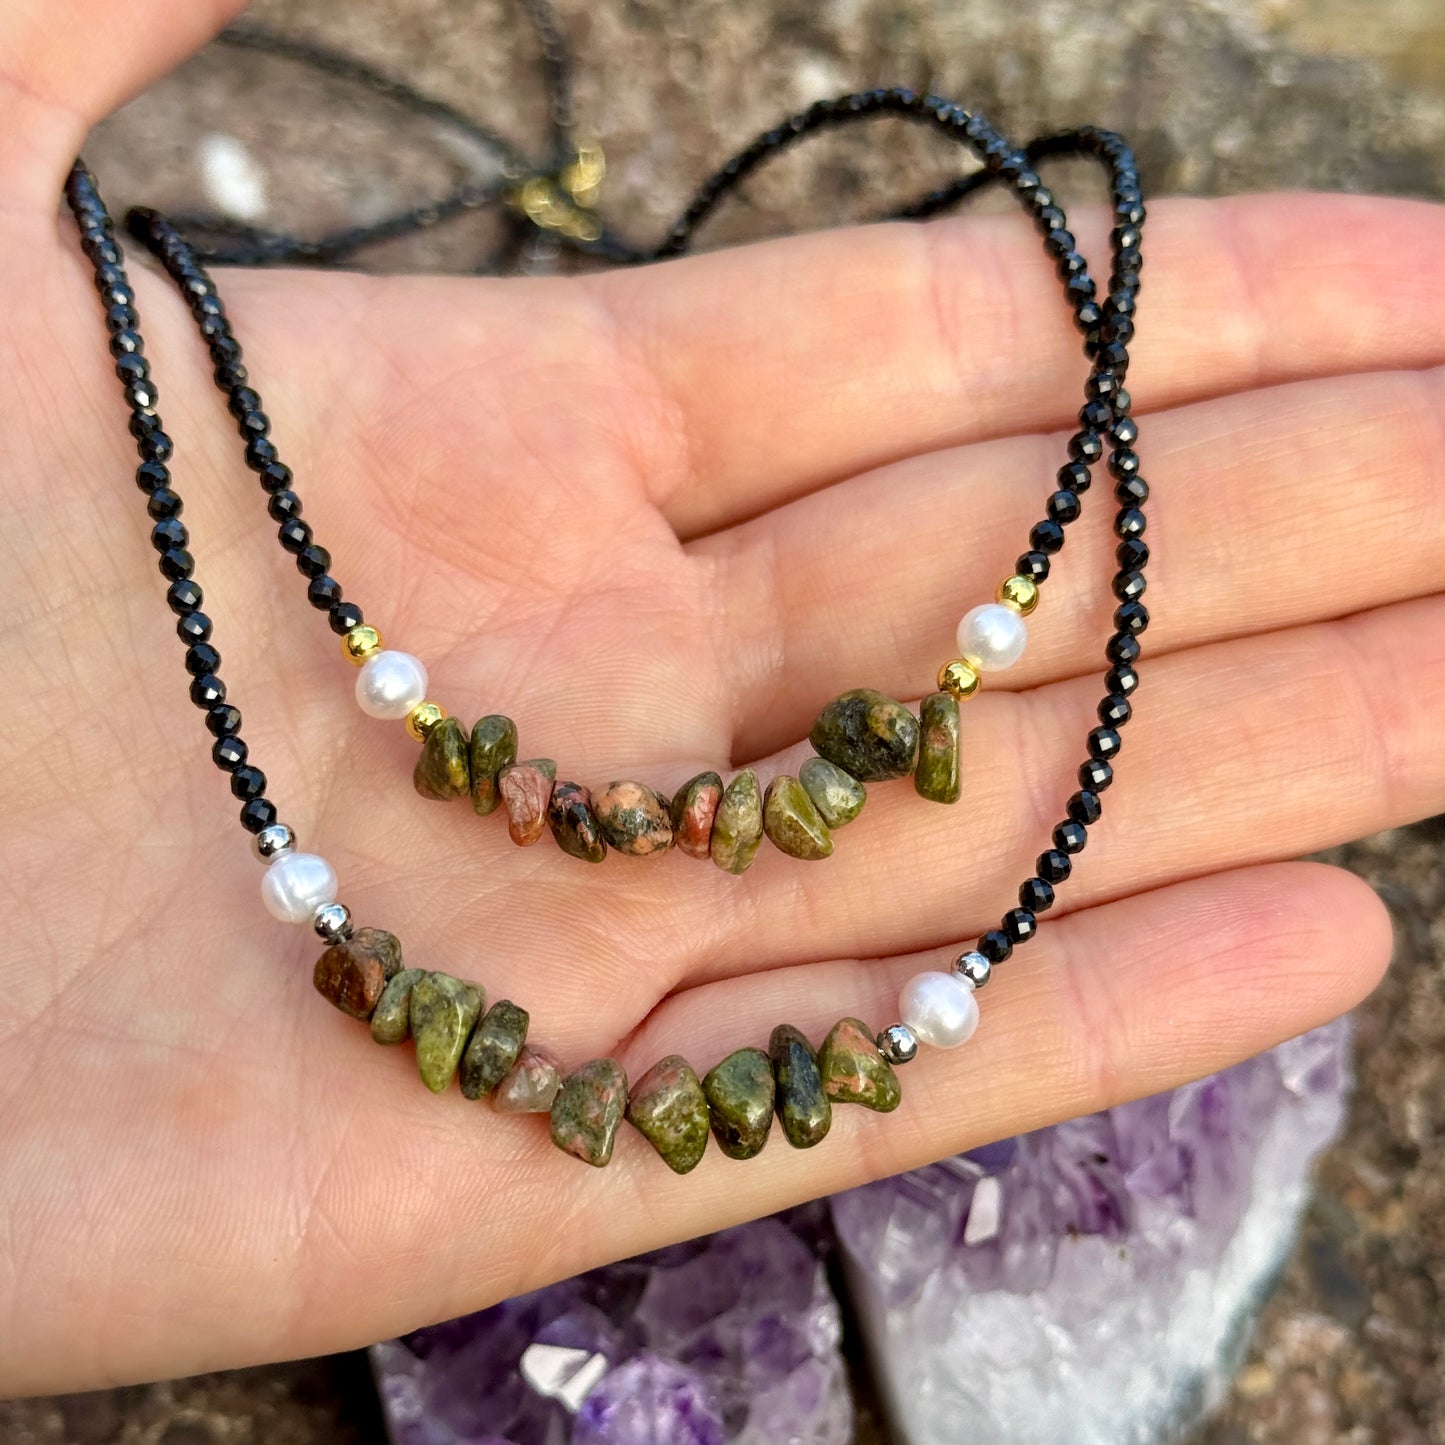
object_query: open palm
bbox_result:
[4,0,1445,1397]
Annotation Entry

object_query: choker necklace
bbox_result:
[63,88,1147,1175]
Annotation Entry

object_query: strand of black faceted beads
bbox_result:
[122,205,369,644]
[63,161,288,839]
[661,93,1148,970]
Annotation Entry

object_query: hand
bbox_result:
[4,0,1442,1397]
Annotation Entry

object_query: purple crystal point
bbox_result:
[573,1355,724,1445]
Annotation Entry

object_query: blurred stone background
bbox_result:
[4,0,1442,1441]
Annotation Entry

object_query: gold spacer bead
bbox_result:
[342,624,383,666]
[405,701,448,742]
[937,658,982,700]
[996,575,1040,616]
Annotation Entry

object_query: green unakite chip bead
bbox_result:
[470,714,519,816]
[762,775,833,860]
[551,1058,629,1167]
[701,1047,774,1160]
[817,1017,902,1112]
[914,691,962,805]
[459,999,530,1100]
[548,782,609,863]
[769,1023,831,1149]
[409,972,484,1093]
[626,1055,710,1174]
[414,716,471,801]
[710,769,764,874]
[808,688,920,782]
[798,756,866,828]
[370,967,428,1045]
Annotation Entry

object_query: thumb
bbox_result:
[0,0,249,215]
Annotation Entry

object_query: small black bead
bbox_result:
[1078,399,1112,432]
[1115,601,1150,636]
[239,797,278,834]
[307,575,343,609]
[213,361,248,390]
[177,611,213,644]
[1015,550,1051,582]
[206,703,243,738]
[1115,508,1147,539]
[109,328,143,358]
[257,461,293,494]
[137,428,174,463]
[230,765,267,801]
[134,460,169,493]
[1116,536,1149,571]
[1079,757,1114,791]
[227,387,261,418]
[267,489,302,522]
[1098,693,1132,727]
[1065,274,1097,305]
[1067,789,1103,826]
[146,488,183,520]
[1030,519,1066,555]
[1003,908,1038,944]
[329,600,365,635]
[1057,461,1092,493]
[1036,848,1072,884]
[1067,430,1104,463]
[1107,449,1140,480]
[150,517,188,553]
[189,672,226,708]
[1105,662,1139,696]
[295,543,331,579]
[1110,415,1139,446]
[158,546,195,581]
[237,410,269,439]
[1088,726,1122,760]
[1053,819,1088,854]
[1113,569,1147,602]
[1106,632,1142,666]
[979,929,1013,964]
[1046,489,1082,525]
[166,578,203,615]
[244,437,279,471]
[1086,371,1121,401]
[1097,340,1129,374]
[277,518,312,554]
[1019,876,1055,913]
[184,642,221,677]
[107,303,138,335]
[1115,476,1150,507]
[212,735,248,772]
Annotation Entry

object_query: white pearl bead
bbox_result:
[261,852,338,924]
[956,602,1027,672]
[355,650,429,720]
[898,970,980,1050]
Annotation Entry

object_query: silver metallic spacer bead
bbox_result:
[952,950,992,990]
[877,1023,919,1066]
[251,823,295,864]
[313,902,353,944]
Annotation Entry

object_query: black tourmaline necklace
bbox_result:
[63,84,1148,1174]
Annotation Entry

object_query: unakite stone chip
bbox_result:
[762,775,833,860]
[548,781,608,863]
[409,972,484,1093]
[498,758,556,846]
[551,1058,629,1167]
[626,1055,710,1174]
[769,1023,832,1149]
[370,967,428,1045]
[710,769,764,875]
[414,716,471,801]
[799,756,866,829]
[469,714,519,816]
[670,771,723,859]
[313,927,404,1020]
[818,1017,902,1112]
[459,999,530,1100]
[493,1045,562,1113]
[914,691,962,805]
[701,1047,774,1160]
[592,781,674,856]
[808,688,920,781]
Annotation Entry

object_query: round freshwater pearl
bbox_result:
[898,970,980,1050]
[956,603,1027,672]
[261,851,338,924]
[355,650,428,720]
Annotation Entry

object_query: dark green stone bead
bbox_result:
[710,769,763,874]
[469,714,518,816]
[818,1017,902,1112]
[370,967,427,1045]
[762,775,833,860]
[799,756,866,828]
[808,689,920,781]
[551,1058,629,1167]
[701,1047,774,1160]
[459,999,530,1100]
[414,716,471,801]
[769,1023,831,1149]
[626,1055,710,1174]
[915,692,962,804]
[409,972,484,1093]
[548,781,608,863]
[313,927,404,1020]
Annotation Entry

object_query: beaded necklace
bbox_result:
[64,70,1147,1174]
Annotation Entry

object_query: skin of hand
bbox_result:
[3,0,1444,1398]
